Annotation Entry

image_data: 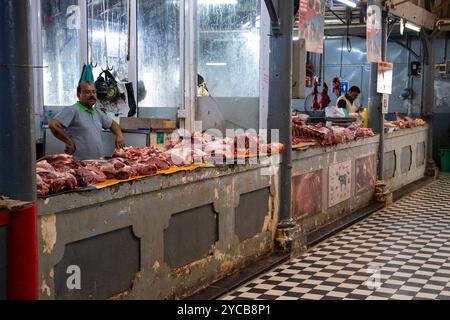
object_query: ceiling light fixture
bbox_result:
[400,18,404,35]
[405,21,421,32]
[199,0,238,5]
[336,0,357,8]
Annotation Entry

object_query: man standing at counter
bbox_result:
[49,81,125,160]
[336,86,362,115]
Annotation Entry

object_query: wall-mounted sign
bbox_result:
[355,154,376,195]
[367,5,382,63]
[292,170,323,219]
[298,0,325,53]
[329,160,352,208]
[340,81,349,95]
[377,61,393,94]
[382,93,389,114]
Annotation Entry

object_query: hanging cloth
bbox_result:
[79,64,95,84]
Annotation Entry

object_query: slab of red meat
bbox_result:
[343,128,355,141]
[99,158,129,179]
[114,165,137,180]
[39,154,77,172]
[145,158,171,171]
[354,127,375,138]
[133,162,158,176]
[36,174,50,197]
[261,143,285,155]
[75,166,107,187]
[165,146,194,166]
[40,154,75,164]
[36,160,55,171]
[37,168,77,194]
[331,127,346,144]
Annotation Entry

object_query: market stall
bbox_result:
[383,117,429,192]
[290,113,380,238]
[36,136,284,300]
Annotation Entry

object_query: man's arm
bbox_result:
[110,121,125,149]
[48,119,76,155]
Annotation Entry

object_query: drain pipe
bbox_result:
[266,0,301,253]
[0,0,38,299]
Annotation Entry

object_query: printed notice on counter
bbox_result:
[329,160,352,208]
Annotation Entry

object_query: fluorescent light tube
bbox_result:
[206,62,227,66]
[336,0,357,8]
[405,22,421,32]
[199,0,238,5]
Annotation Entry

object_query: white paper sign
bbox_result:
[377,61,393,94]
[329,160,352,208]
[382,94,389,114]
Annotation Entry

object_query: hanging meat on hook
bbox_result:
[312,78,320,110]
[332,77,341,98]
[320,83,331,109]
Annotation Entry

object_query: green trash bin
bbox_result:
[439,149,450,172]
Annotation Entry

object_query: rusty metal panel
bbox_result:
[164,205,218,269]
[0,225,7,300]
[235,188,270,241]
[54,227,140,300]
[384,151,396,179]
[401,146,413,174]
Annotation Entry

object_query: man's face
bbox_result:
[77,83,97,107]
[348,91,359,102]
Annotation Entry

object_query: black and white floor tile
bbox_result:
[222,174,450,300]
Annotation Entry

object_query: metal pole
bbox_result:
[420,31,437,176]
[0,0,38,300]
[367,1,386,181]
[267,0,299,251]
[0,0,36,200]
[377,13,388,181]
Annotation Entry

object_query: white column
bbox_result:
[259,0,270,130]
[79,0,88,67]
[128,0,138,101]
[29,0,44,139]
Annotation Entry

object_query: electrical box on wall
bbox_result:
[410,62,421,76]
[434,60,450,76]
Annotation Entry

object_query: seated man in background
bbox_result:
[49,81,125,160]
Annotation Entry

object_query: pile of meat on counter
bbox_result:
[165,133,285,166]
[36,134,285,197]
[384,114,426,130]
[292,113,375,147]
[36,147,171,197]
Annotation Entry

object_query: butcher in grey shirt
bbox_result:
[49,81,125,160]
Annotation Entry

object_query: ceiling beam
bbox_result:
[385,0,437,30]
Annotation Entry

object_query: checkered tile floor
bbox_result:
[222,174,450,300]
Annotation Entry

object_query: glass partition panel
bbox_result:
[88,0,129,81]
[42,0,81,106]
[198,0,261,98]
[137,0,181,108]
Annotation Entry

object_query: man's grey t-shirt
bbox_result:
[54,103,113,160]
